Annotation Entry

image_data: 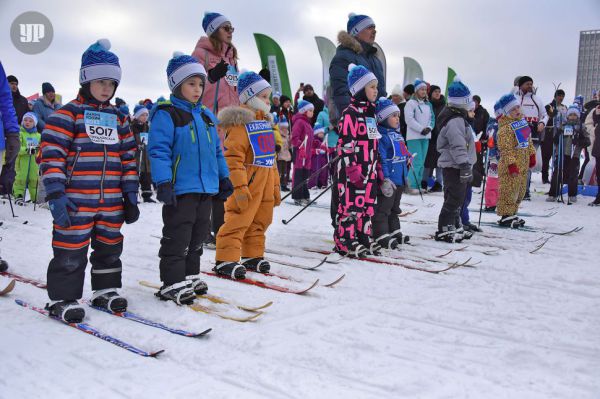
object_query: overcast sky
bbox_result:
[1,0,599,112]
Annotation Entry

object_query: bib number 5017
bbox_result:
[88,125,114,136]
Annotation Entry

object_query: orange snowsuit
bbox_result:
[216,106,281,262]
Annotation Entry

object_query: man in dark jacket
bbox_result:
[329,13,386,120]
[7,75,29,124]
[294,84,324,125]
[423,85,445,191]
[590,105,600,206]
[472,95,490,135]
[543,90,567,184]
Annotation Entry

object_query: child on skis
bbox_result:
[214,71,281,279]
[334,64,380,257]
[148,52,232,305]
[495,93,536,227]
[275,114,292,191]
[308,123,329,189]
[372,97,410,249]
[291,100,315,205]
[131,104,155,203]
[40,39,140,323]
[483,103,502,212]
[13,112,40,203]
[547,105,591,203]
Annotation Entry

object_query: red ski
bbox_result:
[201,271,319,295]
[0,271,47,289]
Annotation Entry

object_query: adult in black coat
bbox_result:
[423,85,445,191]
[590,106,600,206]
[294,84,324,125]
[399,84,414,140]
[7,75,29,124]
[472,95,490,135]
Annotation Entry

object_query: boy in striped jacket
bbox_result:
[40,39,139,323]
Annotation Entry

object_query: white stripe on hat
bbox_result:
[168,63,207,91]
[298,102,315,114]
[502,98,520,114]
[350,72,377,96]
[134,107,149,120]
[206,15,229,36]
[376,104,400,123]
[350,17,375,36]
[80,64,122,85]
[239,80,271,103]
[448,93,472,106]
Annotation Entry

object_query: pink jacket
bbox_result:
[191,37,240,115]
[291,113,314,170]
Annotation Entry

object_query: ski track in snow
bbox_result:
[0,182,599,398]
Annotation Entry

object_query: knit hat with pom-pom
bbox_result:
[347,63,377,96]
[166,51,207,92]
[447,77,472,108]
[202,12,230,36]
[80,38,121,85]
[238,71,271,104]
[375,97,400,123]
[347,13,375,36]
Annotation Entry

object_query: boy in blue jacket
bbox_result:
[373,97,410,249]
[148,52,232,305]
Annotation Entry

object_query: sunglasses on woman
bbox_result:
[221,25,235,33]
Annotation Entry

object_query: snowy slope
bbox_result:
[0,183,599,399]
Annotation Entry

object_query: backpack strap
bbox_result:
[156,103,193,128]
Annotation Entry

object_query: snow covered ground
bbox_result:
[1,182,599,399]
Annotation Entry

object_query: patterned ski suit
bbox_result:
[334,99,379,252]
[496,115,535,217]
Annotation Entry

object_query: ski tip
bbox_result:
[149,349,165,358]
[192,328,212,337]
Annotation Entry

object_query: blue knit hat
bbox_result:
[497,93,520,115]
[313,123,325,135]
[447,77,472,108]
[573,95,584,111]
[347,13,375,36]
[167,51,207,92]
[22,111,38,127]
[80,39,121,85]
[567,104,581,118]
[493,100,503,118]
[414,78,428,92]
[238,71,271,104]
[272,91,281,99]
[375,97,400,123]
[347,63,377,96]
[297,99,315,114]
[202,12,230,36]
[133,104,149,119]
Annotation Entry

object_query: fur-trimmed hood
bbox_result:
[217,106,256,128]
[337,31,363,54]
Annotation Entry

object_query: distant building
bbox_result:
[576,29,600,102]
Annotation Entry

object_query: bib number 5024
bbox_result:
[88,125,114,136]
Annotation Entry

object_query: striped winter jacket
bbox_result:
[39,94,139,201]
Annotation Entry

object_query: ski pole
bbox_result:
[23,152,33,204]
[282,183,332,225]
[212,79,221,115]
[6,192,16,218]
[477,145,490,228]
[281,154,340,201]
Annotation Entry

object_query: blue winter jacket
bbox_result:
[378,126,409,186]
[32,97,60,132]
[0,61,20,151]
[148,95,229,195]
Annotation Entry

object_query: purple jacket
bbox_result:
[291,113,314,170]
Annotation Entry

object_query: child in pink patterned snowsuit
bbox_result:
[334,64,381,257]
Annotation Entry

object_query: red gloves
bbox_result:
[529,154,536,168]
[508,164,519,177]
[346,164,365,189]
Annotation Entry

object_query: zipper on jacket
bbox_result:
[172,155,181,184]
[248,171,257,187]
[66,147,82,185]
[99,146,107,203]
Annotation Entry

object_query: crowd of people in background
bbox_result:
[1,10,599,323]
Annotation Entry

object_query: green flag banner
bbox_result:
[402,57,423,88]
[314,36,337,109]
[253,33,292,99]
[445,67,457,98]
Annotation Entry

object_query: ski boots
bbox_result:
[186,275,208,295]
[498,215,525,228]
[213,261,246,279]
[46,300,86,323]
[91,289,128,312]
[156,281,195,305]
[241,258,271,273]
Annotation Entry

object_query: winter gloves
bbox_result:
[380,178,396,198]
[47,192,78,228]
[508,164,519,177]
[346,164,365,189]
[420,127,432,136]
[529,154,536,169]
[459,163,473,184]
[208,59,229,84]
[0,135,20,195]
[233,186,252,212]
[123,192,139,224]
[217,177,234,201]
[157,183,177,206]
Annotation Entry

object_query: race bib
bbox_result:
[366,117,380,139]
[139,132,149,144]
[510,119,531,149]
[225,65,238,87]
[391,135,410,163]
[245,121,276,167]
[84,110,119,145]
[26,137,39,147]
[563,125,574,137]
